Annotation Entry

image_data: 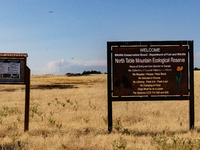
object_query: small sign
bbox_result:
[113,46,188,96]
[0,53,30,131]
[0,53,28,84]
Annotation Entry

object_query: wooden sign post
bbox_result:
[107,41,194,132]
[0,53,30,132]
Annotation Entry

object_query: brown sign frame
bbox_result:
[107,41,194,132]
[0,53,30,131]
[0,53,28,84]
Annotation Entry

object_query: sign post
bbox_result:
[0,53,30,132]
[25,66,30,131]
[107,41,194,132]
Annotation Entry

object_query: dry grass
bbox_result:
[0,72,200,149]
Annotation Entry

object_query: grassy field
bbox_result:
[0,72,200,149]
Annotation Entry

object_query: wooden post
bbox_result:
[107,42,113,132]
[24,66,30,132]
[189,41,194,130]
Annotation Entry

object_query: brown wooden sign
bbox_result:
[0,53,28,84]
[107,41,194,132]
[113,46,188,96]
[0,53,30,131]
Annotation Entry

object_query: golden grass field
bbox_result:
[0,72,200,149]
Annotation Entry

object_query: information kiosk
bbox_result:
[0,53,30,131]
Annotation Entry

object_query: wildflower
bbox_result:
[176,66,183,71]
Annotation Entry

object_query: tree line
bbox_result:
[66,70,104,76]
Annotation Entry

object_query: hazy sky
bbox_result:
[0,0,200,74]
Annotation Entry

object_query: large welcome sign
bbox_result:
[107,41,194,132]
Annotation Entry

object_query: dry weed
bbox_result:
[0,73,199,149]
